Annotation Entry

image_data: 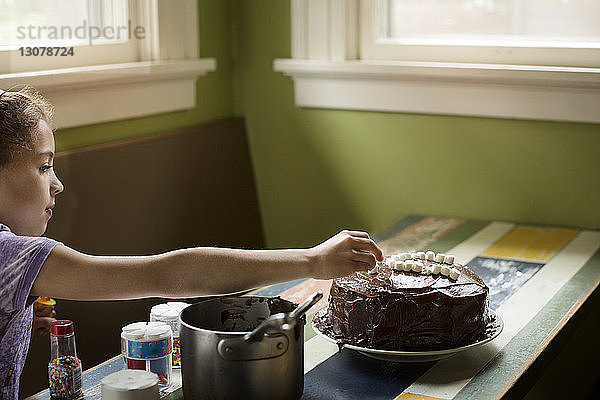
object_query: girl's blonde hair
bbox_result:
[0,86,54,167]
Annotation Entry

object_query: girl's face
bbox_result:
[0,120,64,236]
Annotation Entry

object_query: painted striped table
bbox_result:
[28,216,600,400]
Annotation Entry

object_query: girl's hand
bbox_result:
[32,301,57,336]
[308,230,383,279]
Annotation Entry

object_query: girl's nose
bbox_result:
[52,172,64,195]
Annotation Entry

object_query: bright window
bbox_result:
[380,0,600,45]
[0,0,138,73]
[363,0,600,67]
[0,0,216,128]
[275,0,600,123]
[0,0,130,47]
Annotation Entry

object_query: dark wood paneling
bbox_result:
[21,118,264,397]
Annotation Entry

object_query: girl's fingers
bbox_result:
[351,249,377,268]
[35,308,55,317]
[342,230,370,239]
[350,237,384,260]
[35,316,56,325]
[32,316,57,336]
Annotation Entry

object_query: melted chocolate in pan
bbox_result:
[181,296,296,332]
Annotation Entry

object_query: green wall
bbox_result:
[234,0,600,248]
[54,0,600,250]
[54,0,235,152]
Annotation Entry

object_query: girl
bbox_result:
[0,87,383,399]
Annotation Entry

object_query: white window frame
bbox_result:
[0,0,139,72]
[274,0,600,124]
[362,0,600,68]
[0,0,216,128]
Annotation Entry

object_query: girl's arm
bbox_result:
[31,230,383,301]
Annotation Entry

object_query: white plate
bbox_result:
[311,307,503,363]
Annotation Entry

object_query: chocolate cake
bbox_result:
[321,251,490,351]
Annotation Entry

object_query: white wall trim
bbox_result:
[274,59,600,123]
[0,59,216,128]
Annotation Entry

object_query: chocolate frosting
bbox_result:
[318,261,490,351]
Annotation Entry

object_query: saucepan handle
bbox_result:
[218,334,289,361]
[289,291,323,320]
[244,291,323,343]
[244,313,289,342]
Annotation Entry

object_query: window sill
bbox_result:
[273,59,600,123]
[0,58,216,128]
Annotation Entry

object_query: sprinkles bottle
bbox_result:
[48,320,82,399]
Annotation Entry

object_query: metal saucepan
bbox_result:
[180,291,323,399]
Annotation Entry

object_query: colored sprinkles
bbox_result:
[48,356,82,399]
[172,337,181,367]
